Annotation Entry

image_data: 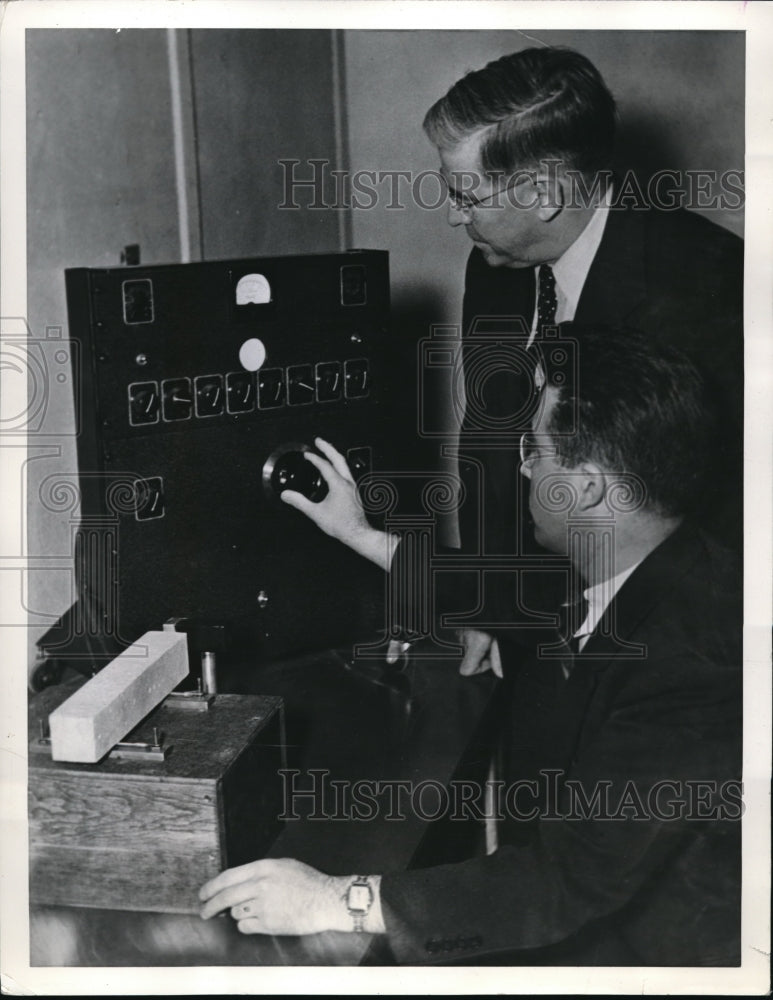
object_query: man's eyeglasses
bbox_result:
[519,431,557,471]
[446,174,532,217]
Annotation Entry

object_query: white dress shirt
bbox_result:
[529,186,613,344]
[575,560,641,652]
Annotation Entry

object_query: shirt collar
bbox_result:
[576,559,641,639]
[551,185,613,320]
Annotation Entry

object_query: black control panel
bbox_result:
[57,251,391,669]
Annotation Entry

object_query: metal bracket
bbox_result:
[31,722,171,762]
[165,688,214,712]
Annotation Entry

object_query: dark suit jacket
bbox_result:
[380,523,742,966]
[456,205,743,557]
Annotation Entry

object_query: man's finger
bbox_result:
[301,450,337,484]
[231,900,255,920]
[280,490,316,514]
[236,917,263,935]
[314,437,355,483]
[200,881,261,920]
[199,860,265,901]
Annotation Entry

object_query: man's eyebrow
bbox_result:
[444,171,485,194]
[445,181,475,204]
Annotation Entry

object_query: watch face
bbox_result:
[348,883,371,912]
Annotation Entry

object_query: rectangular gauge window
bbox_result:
[122,279,154,325]
[194,375,225,418]
[134,477,165,521]
[340,265,367,307]
[315,361,342,403]
[162,378,192,422]
[287,364,315,406]
[346,446,372,481]
[128,381,160,426]
[258,368,285,409]
[344,358,370,399]
[226,371,256,414]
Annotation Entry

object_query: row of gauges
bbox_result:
[127,359,371,426]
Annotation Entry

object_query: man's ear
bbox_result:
[575,462,606,512]
[534,168,566,222]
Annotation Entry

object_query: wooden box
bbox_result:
[29,681,284,914]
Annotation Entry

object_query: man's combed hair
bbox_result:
[546,327,716,518]
[423,47,617,180]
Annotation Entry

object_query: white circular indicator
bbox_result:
[239,337,267,372]
[235,273,271,305]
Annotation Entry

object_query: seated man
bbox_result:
[199,327,742,966]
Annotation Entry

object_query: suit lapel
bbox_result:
[541,524,706,769]
[461,254,538,544]
[463,247,536,333]
[582,523,704,666]
[575,205,648,325]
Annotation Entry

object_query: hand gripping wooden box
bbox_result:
[28,679,285,914]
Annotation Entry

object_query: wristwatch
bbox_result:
[345,875,374,932]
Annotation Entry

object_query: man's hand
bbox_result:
[281,438,397,571]
[458,629,502,678]
[200,858,368,936]
[281,437,367,543]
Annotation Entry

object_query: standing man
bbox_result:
[200,327,742,966]
[422,47,743,674]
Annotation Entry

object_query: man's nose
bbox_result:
[447,202,467,228]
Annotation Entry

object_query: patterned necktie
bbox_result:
[537,263,557,335]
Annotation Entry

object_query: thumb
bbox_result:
[281,490,315,514]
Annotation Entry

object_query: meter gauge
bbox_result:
[162,378,192,422]
[226,371,256,414]
[194,375,225,417]
[344,358,370,399]
[287,364,315,406]
[258,367,285,409]
[128,381,160,426]
[340,265,367,306]
[315,361,342,403]
[347,446,372,482]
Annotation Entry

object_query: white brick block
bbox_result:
[48,630,189,762]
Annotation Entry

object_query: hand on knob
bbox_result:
[281,438,398,571]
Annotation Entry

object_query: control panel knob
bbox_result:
[262,443,328,504]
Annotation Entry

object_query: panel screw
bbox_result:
[135,353,148,366]
[256,590,269,608]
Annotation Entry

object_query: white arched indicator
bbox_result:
[235,273,272,305]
